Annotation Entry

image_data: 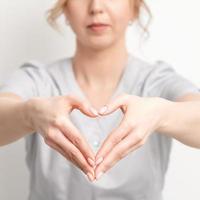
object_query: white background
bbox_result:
[0,0,200,199]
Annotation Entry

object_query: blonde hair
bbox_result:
[45,0,152,39]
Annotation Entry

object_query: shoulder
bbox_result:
[128,54,174,79]
[19,56,72,78]
[129,53,171,69]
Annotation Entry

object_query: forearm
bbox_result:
[0,98,34,146]
[158,99,200,149]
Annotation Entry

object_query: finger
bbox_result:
[67,94,99,117]
[46,127,95,178]
[45,137,67,158]
[95,115,132,166]
[95,130,147,180]
[46,136,95,182]
[53,117,96,167]
[98,93,130,115]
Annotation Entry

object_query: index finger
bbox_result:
[54,117,96,166]
[95,115,133,165]
[45,127,95,180]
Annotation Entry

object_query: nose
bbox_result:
[89,0,104,15]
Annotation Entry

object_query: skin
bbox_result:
[94,95,170,180]
[64,0,135,96]
[62,0,137,180]
[1,0,200,185]
[62,0,200,182]
[26,96,98,172]
[94,94,200,180]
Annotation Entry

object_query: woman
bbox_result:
[0,0,200,199]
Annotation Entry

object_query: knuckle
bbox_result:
[110,136,120,146]
[78,158,91,174]
[116,151,124,159]
[125,120,135,130]
[44,126,60,142]
[66,152,87,173]
[51,116,64,127]
[68,149,79,161]
[103,162,112,171]
[135,133,143,143]
[47,131,57,141]
[80,166,88,175]
[72,136,82,147]
[68,157,81,170]
[45,128,53,140]
[121,152,127,159]
[81,163,90,174]
[138,138,146,146]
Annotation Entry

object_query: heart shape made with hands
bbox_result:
[83,104,124,181]
[76,94,161,182]
[67,93,159,182]
[73,94,130,181]
[68,95,128,182]
[93,105,127,158]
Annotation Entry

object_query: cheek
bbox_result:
[111,5,130,30]
[68,14,86,35]
[65,4,86,30]
[112,14,129,35]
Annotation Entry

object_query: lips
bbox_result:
[87,23,109,28]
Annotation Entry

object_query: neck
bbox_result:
[71,37,130,90]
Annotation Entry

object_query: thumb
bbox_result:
[67,94,99,117]
[98,94,129,115]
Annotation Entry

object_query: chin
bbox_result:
[86,38,115,50]
[88,43,113,51]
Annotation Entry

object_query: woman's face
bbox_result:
[64,0,135,50]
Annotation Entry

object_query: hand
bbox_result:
[25,94,99,181]
[94,94,166,180]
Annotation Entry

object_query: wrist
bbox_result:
[156,98,176,134]
[21,98,37,133]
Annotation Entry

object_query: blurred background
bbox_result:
[0,0,200,199]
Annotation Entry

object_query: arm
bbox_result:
[158,93,200,149]
[0,92,34,147]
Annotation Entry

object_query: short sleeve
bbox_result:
[0,61,46,101]
[144,61,200,101]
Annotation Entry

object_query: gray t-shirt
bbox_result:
[0,53,199,200]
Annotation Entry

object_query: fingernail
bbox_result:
[95,157,103,165]
[87,157,95,167]
[96,171,104,180]
[99,106,108,114]
[90,107,99,116]
[87,172,95,182]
